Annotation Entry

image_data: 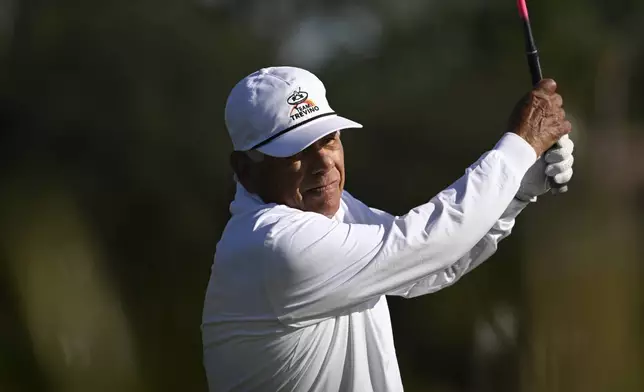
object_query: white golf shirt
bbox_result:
[202,133,537,391]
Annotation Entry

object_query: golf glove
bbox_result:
[516,134,574,202]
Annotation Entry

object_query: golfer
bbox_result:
[202,66,574,391]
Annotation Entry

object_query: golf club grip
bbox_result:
[527,51,542,87]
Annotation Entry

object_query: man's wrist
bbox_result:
[494,133,538,176]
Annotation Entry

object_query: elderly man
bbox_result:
[201,66,574,391]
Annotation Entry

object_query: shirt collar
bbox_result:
[230,181,267,216]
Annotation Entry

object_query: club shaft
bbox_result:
[522,19,542,86]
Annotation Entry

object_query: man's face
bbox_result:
[247,132,345,217]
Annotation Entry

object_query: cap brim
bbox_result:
[256,114,362,158]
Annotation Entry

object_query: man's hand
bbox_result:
[516,134,574,201]
[508,79,572,157]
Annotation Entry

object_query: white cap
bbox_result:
[224,66,363,158]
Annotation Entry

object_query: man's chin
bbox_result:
[304,197,341,218]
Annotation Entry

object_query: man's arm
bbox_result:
[386,96,575,298]
[262,133,536,326]
[387,197,529,298]
[368,134,574,298]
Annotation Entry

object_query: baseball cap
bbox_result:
[224,66,363,158]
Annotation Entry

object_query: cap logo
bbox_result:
[287,88,320,121]
[286,88,308,105]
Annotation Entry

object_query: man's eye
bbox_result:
[324,134,338,145]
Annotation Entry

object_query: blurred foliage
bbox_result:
[1,0,643,391]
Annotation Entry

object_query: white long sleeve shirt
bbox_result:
[202,133,537,392]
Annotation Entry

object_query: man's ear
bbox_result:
[230,151,256,193]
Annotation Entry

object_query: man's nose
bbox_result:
[307,146,333,175]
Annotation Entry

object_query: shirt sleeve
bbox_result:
[262,133,536,326]
[387,197,530,298]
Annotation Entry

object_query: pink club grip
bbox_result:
[517,0,530,20]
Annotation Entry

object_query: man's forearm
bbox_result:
[389,197,530,299]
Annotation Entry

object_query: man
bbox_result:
[201,66,574,391]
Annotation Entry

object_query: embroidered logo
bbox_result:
[286,88,320,121]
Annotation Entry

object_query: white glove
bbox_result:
[516,134,574,202]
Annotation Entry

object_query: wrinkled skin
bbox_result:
[508,79,572,156]
[231,132,345,217]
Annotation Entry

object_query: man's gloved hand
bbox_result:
[516,134,574,202]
